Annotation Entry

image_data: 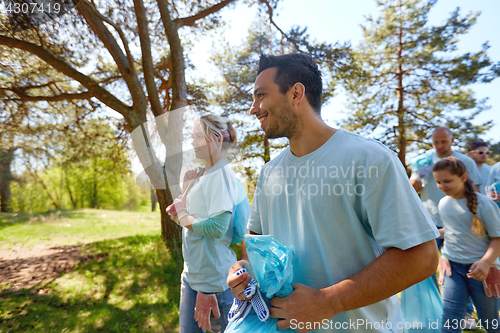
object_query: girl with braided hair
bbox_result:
[433,157,500,333]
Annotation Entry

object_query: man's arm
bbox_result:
[270,239,439,332]
[410,179,422,193]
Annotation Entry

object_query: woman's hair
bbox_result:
[432,157,486,237]
[198,114,237,150]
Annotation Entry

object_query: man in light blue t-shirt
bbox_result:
[226,53,439,333]
[487,162,500,205]
[410,127,481,241]
[467,141,492,195]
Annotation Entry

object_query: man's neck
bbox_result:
[288,117,337,157]
[476,162,484,167]
[436,149,453,159]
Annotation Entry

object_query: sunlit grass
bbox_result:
[0,208,160,250]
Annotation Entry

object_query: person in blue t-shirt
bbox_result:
[433,157,500,333]
[467,141,492,196]
[410,127,481,248]
[167,114,249,333]
[226,53,439,333]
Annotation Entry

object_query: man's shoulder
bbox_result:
[452,151,478,170]
[452,151,475,164]
[481,164,492,172]
[334,130,397,158]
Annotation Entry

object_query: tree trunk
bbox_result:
[263,136,270,163]
[151,189,157,212]
[92,156,98,208]
[0,149,15,212]
[65,170,77,209]
[396,1,406,167]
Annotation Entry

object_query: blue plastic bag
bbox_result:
[225,235,295,333]
[409,153,433,172]
[400,277,443,332]
[490,183,500,209]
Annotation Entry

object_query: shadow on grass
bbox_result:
[0,210,87,231]
[0,234,183,332]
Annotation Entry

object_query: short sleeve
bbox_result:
[361,153,439,251]
[247,171,264,235]
[203,168,236,217]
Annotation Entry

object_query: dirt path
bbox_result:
[0,245,86,291]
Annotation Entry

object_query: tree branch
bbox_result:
[175,0,236,27]
[76,0,148,117]
[6,90,93,102]
[260,0,305,53]
[79,0,137,78]
[133,0,164,117]
[0,35,132,116]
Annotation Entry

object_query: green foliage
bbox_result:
[339,0,499,165]
[9,113,150,213]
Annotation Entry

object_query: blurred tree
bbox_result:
[488,141,500,164]
[339,0,500,166]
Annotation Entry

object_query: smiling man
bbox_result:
[226,53,439,333]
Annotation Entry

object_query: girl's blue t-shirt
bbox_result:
[439,193,500,266]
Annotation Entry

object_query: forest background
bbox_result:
[1,0,500,243]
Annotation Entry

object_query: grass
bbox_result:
[0,208,160,250]
[0,209,183,333]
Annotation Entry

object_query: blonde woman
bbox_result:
[167,114,249,333]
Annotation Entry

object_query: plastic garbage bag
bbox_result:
[226,235,295,333]
[409,154,433,172]
[400,276,443,333]
[486,183,500,209]
[410,154,433,182]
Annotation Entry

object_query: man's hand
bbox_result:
[467,260,491,281]
[438,256,451,285]
[227,260,252,301]
[270,284,341,333]
[483,266,500,298]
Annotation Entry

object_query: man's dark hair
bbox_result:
[258,53,323,114]
[468,141,488,151]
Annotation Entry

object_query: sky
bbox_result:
[189,0,500,143]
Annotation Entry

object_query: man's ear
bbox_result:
[291,82,306,106]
